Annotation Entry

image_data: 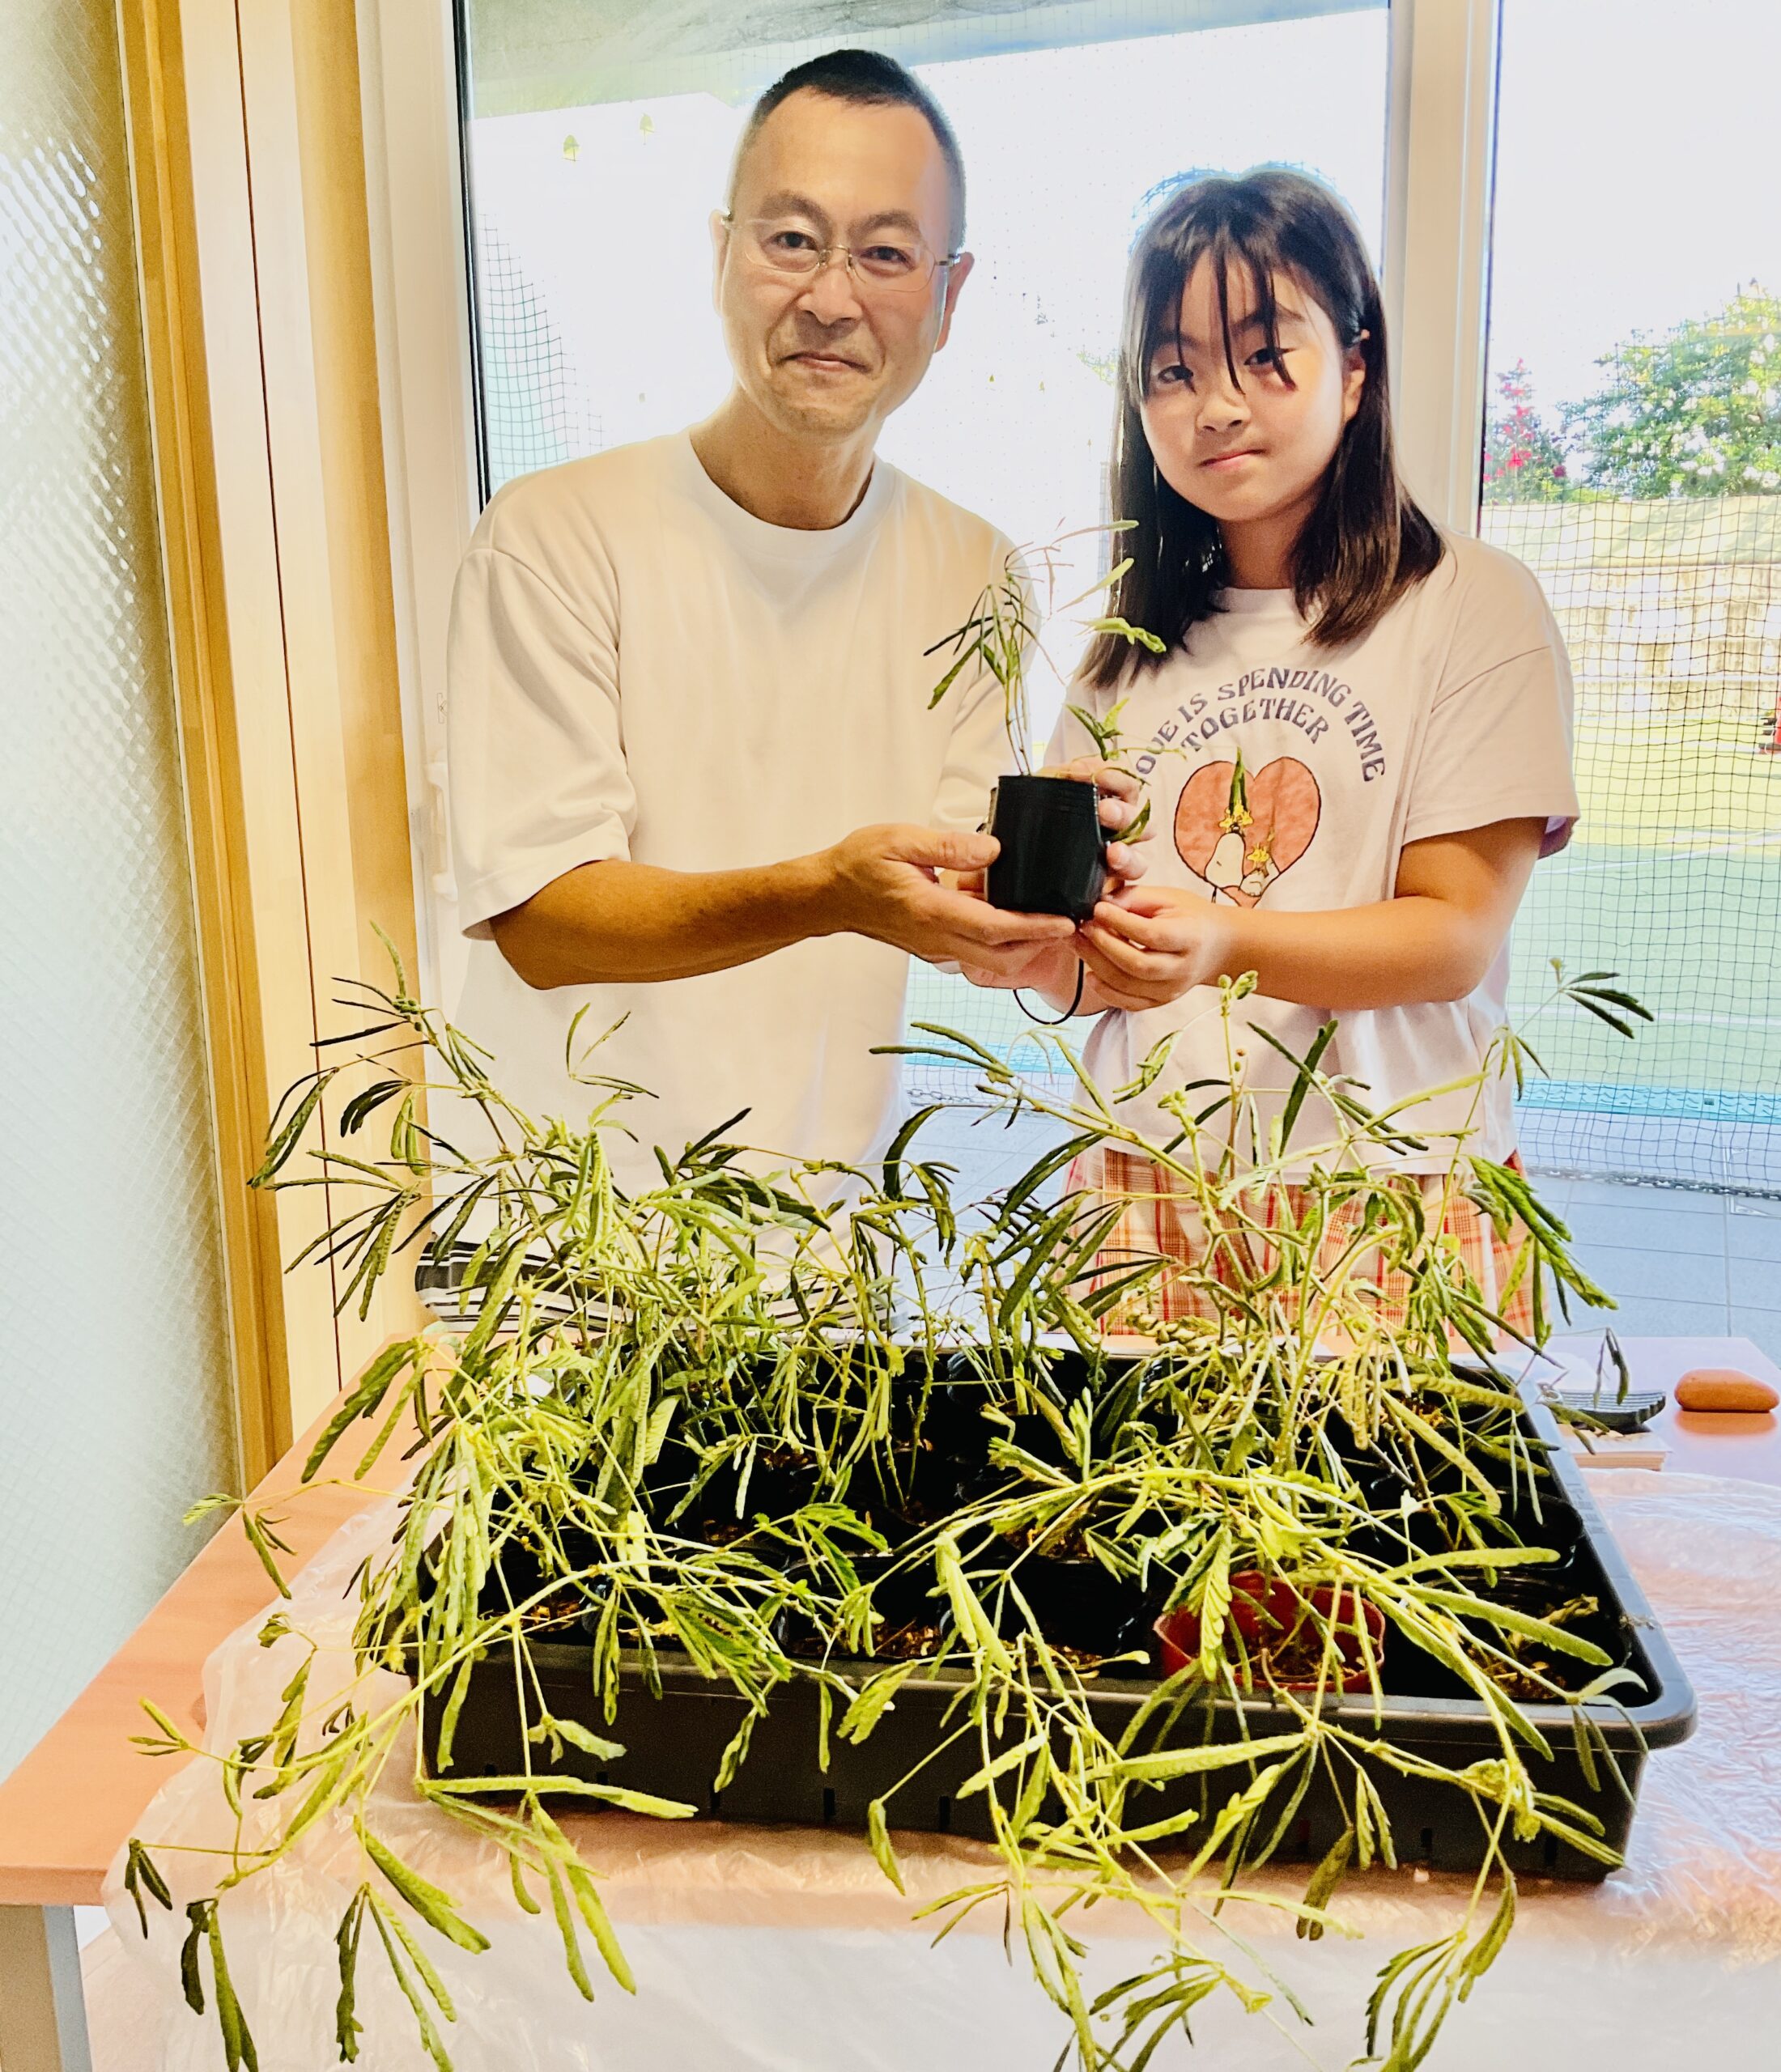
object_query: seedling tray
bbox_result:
[419,1389,1694,1883]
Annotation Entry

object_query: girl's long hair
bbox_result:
[1082,168,1443,690]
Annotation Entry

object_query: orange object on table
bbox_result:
[1545,1335,1781,1480]
[1674,1368,1779,1414]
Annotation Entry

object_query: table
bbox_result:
[0,1378,405,2072]
[4,1336,1779,2072]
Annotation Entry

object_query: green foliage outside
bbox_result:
[1565,286,1781,499]
[1486,284,1781,503]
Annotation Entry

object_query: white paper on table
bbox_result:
[89,1475,1781,2071]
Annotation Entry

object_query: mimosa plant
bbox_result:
[121,955,1659,2072]
[925,521,1163,771]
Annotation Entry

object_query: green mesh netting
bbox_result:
[905,500,1781,1195]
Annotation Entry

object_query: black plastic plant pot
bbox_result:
[646,1442,822,1539]
[985,775,1107,921]
[776,1552,942,1663]
[858,1441,975,1543]
[419,1390,1697,1879]
[1005,1555,1156,1663]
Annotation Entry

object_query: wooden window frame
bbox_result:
[116,0,427,1478]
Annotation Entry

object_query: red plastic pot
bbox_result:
[1154,1571,1385,1691]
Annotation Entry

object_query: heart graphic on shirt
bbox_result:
[1174,756,1322,907]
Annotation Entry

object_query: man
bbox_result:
[447,49,1130,1185]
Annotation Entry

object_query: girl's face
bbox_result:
[1140,257,1366,551]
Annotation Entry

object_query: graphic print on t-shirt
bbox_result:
[1173,749,1322,906]
[1128,653,1391,909]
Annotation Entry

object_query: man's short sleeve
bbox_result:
[1401,547,1581,858]
[446,535,635,934]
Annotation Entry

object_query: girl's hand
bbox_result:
[1075,885,1233,1010]
[1043,755,1150,890]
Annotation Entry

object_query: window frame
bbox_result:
[113,0,431,1472]
[1385,0,1503,531]
[357,0,1501,1008]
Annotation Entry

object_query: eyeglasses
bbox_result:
[727,215,960,295]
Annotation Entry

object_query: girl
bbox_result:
[970,168,1579,1332]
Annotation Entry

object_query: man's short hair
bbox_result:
[727,49,967,253]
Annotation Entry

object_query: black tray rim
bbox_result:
[481,1381,1697,1758]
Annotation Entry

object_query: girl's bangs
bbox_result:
[1125,209,1286,406]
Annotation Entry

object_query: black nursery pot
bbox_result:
[1008,1556,1155,1662]
[985,775,1107,921]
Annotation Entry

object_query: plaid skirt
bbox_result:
[1069,1146,1537,1341]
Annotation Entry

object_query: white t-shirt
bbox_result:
[445,431,1013,1187]
[1047,533,1580,1171]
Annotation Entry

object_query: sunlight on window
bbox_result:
[460,6,1391,1106]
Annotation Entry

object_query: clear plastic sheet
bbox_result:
[93,1474,1781,2070]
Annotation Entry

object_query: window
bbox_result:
[1485,0,1781,1192]
[456,0,1392,1098]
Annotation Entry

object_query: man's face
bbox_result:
[712,90,973,445]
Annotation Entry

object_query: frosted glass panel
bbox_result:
[0,0,236,1774]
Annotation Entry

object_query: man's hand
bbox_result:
[955,935,1084,997]
[819,825,1076,977]
[1075,885,1232,1010]
[949,758,1151,1002]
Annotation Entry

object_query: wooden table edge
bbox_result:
[0,1339,420,1907]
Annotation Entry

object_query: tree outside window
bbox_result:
[1481,359,1570,501]
[1485,285,1781,503]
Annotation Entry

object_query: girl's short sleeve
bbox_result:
[1401,546,1580,856]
